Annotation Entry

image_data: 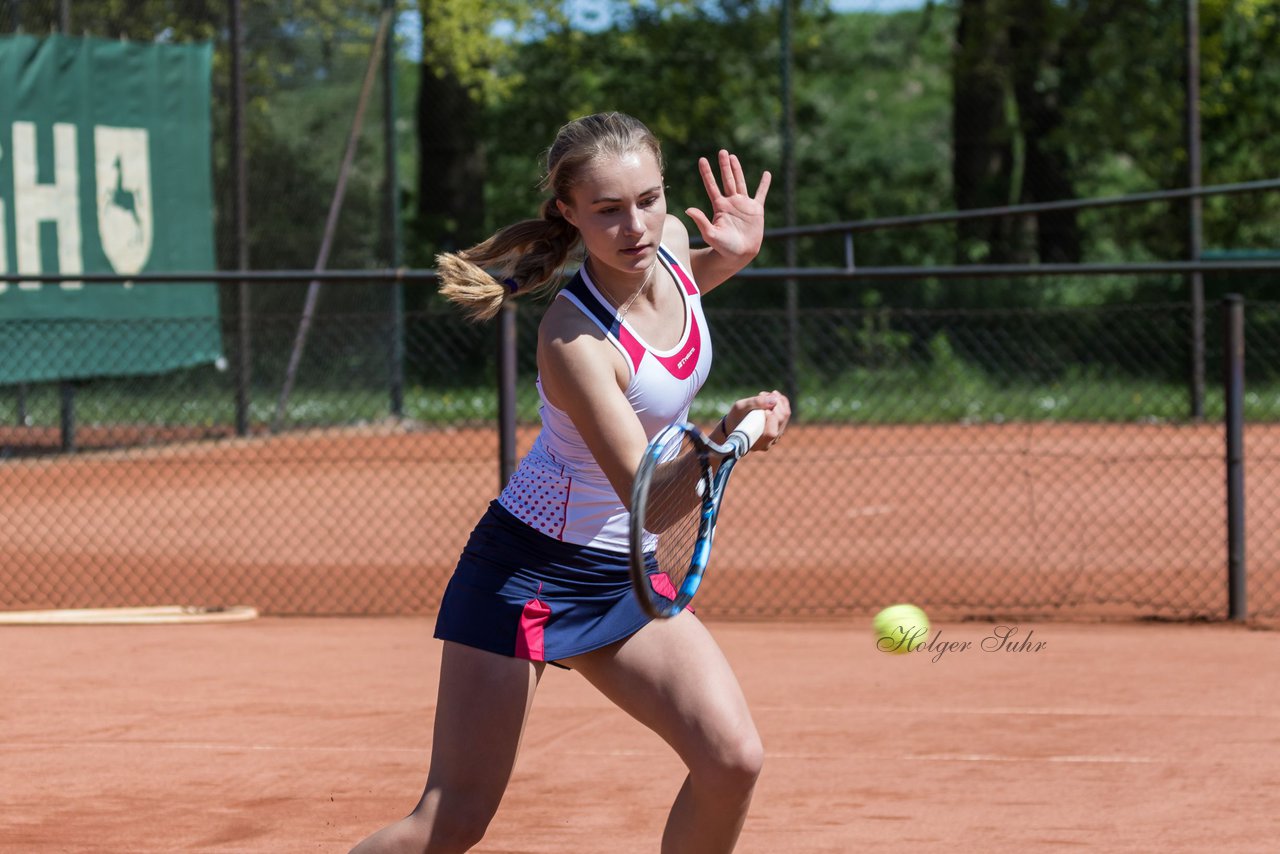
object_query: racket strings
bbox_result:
[643,431,710,598]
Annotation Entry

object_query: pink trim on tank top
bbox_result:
[616,325,647,374]
[555,477,572,540]
[648,312,702,380]
[669,256,699,296]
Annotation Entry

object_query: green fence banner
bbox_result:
[0,34,221,384]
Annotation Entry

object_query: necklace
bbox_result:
[589,257,658,321]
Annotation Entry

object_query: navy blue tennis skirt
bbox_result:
[434,501,677,664]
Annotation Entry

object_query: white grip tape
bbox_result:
[730,408,768,451]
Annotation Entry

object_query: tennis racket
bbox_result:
[629,408,768,619]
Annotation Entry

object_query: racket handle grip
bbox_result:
[728,408,768,455]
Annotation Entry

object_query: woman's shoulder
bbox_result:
[538,289,608,348]
[537,288,628,393]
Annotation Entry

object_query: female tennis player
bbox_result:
[350,112,790,854]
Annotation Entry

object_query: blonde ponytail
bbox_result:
[437,198,580,322]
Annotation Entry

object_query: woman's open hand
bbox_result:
[685,150,772,263]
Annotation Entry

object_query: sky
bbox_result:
[565,0,928,29]
[396,0,928,61]
[829,0,925,10]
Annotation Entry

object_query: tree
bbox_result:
[1008,0,1080,263]
[952,0,1020,267]
[951,0,1083,275]
[479,1,791,308]
[411,0,567,265]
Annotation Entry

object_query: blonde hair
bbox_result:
[438,112,664,322]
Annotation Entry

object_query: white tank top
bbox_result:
[497,245,713,551]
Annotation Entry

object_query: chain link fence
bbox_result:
[2,287,1276,623]
[2,1,1278,622]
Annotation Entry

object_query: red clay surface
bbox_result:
[2,616,1279,852]
[2,421,1276,622]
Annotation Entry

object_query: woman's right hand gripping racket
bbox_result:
[628,408,768,619]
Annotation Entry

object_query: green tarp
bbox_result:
[0,34,221,384]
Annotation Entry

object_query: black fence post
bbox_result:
[1223,294,1246,621]
[230,0,252,437]
[779,0,800,416]
[382,0,405,419]
[1186,0,1205,420]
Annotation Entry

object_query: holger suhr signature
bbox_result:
[878,624,1047,662]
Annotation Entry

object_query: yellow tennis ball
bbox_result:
[873,603,930,655]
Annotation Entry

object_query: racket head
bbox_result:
[629,422,715,619]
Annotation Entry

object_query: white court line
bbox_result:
[3,742,1263,768]
[0,740,427,755]
[754,705,1280,720]
[575,749,1257,766]
[908,753,1162,764]
[846,504,894,518]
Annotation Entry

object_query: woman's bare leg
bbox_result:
[349,641,544,854]
[564,613,763,854]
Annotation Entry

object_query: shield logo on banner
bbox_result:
[94,126,153,277]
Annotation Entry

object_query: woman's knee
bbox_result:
[729,728,766,786]
[692,725,765,795]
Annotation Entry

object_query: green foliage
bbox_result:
[482,2,783,232]
[9,0,1277,429]
[1200,0,1280,250]
[15,364,1279,429]
[8,0,1278,312]
[418,0,566,102]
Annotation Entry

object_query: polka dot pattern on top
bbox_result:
[499,459,571,540]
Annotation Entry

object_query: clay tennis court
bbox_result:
[3,617,1279,852]
[2,422,1278,851]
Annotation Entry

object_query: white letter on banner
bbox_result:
[14,121,83,291]
[94,126,152,282]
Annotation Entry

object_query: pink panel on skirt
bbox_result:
[514,597,551,661]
